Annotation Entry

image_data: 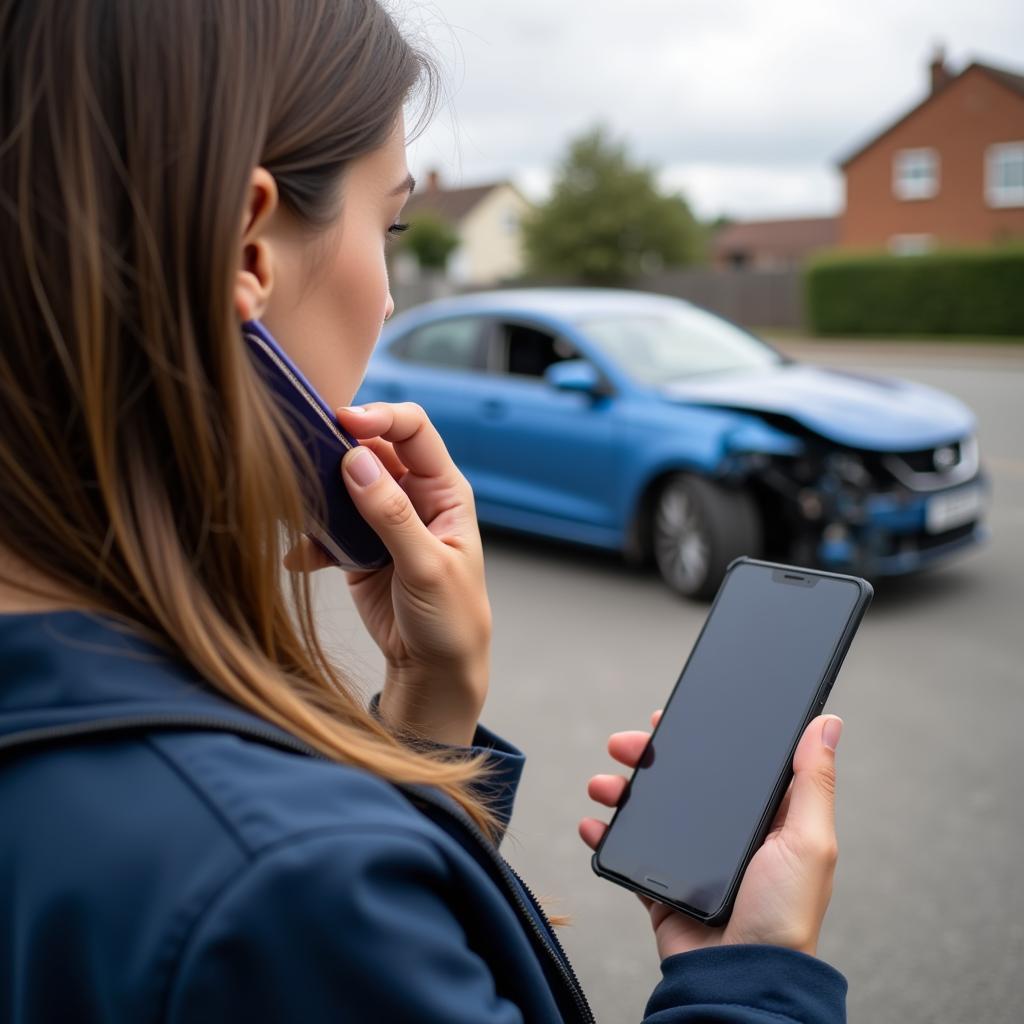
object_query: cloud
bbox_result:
[399,0,1024,219]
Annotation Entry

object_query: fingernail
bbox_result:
[339,405,367,414]
[345,448,381,487]
[822,717,843,751]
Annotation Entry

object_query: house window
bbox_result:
[888,234,935,256]
[985,142,1024,208]
[893,148,939,200]
[503,209,520,235]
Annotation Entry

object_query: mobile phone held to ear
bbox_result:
[242,319,391,573]
[592,556,872,927]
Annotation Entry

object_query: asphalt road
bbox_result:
[313,341,1024,1024]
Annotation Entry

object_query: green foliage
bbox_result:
[402,212,460,271]
[522,125,702,285]
[805,246,1024,337]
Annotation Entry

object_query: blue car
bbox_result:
[356,288,989,598]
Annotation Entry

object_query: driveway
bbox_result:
[313,339,1024,1023]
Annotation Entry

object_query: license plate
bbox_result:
[925,485,985,534]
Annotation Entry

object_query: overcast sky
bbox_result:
[396,0,1024,222]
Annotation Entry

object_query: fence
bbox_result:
[634,268,804,330]
[391,268,807,331]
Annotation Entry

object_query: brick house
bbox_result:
[838,51,1024,253]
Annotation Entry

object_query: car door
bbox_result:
[357,315,489,474]
[470,317,620,531]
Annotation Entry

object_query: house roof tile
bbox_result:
[976,62,1024,99]
[403,183,504,223]
[712,216,839,255]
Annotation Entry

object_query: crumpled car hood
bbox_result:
[661,363,975,452]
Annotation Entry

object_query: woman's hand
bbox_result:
[580,711,842,960]
[283,402,491,747]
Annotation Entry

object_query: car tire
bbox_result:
[652,474,762,600]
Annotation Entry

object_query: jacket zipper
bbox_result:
[401,789,595,1024]
[0,713,596,1024]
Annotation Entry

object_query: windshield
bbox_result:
[577,306,783,385]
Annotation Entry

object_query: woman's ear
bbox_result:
[234,167,280,323]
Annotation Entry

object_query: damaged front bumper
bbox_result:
[816,474,990,576]
[736,438,991,579]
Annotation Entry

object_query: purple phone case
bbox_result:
[242,319,391,572]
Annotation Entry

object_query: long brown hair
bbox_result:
[0,0,501,839]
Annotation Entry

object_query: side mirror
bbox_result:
[544,359,603,395]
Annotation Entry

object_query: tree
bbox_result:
[522,125,701,285]
[402,212,460,273]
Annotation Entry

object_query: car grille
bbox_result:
[899,441,963,473]
[879,437,979,493]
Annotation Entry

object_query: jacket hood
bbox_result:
[661,363,975,452]
[0,610,277,743]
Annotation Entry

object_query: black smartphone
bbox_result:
[592,556,872,926]
[242,318,391,572]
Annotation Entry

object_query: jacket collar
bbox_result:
[0,609,279,742]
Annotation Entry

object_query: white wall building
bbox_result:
[391,170,535,288]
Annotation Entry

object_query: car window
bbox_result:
[494,321,580,378]
[576,306,781,384]
[392,317,487,371]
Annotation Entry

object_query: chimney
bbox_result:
[426,168,441,193]
[929,45,951,94]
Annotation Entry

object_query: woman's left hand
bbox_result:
[283,402,491,747]
[580,710,842,960]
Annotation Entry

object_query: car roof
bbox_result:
[389,287,693,326]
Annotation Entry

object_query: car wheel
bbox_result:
[652,474,762,600]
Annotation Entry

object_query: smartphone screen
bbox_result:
[593,558,870,922]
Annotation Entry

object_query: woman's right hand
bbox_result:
[579,712,843,960]
[283,402,492,748]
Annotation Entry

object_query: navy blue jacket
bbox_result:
[0,610,847,1022]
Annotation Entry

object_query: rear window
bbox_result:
[392,318,486,371]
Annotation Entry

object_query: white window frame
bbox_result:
[888,234,936,256]
[893,148,939,201]
[985,142,1024,208]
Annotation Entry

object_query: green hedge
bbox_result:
[804,246,1024,337]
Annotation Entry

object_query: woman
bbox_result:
[0,1,847,1020]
